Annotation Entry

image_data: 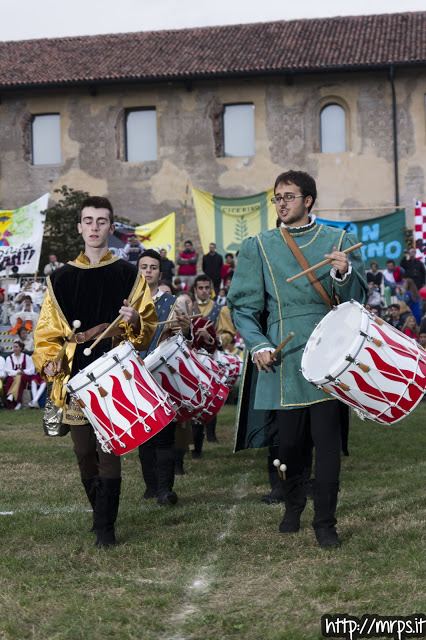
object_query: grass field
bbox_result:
[0,402,425,640]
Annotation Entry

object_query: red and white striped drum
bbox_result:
[66,342,176,455]
[301,300,426,425]
[144,334,228,424]
[213,351,243,387]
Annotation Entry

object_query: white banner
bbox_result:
[0,193,49,275]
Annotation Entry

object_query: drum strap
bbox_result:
[280,227,336,310]
[70,323,124,344]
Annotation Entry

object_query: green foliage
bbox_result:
[39,185,131,267]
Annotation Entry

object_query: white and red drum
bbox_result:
[144,334,229,424]
[301,300,426,425]
[213,351,243,387]
[66,342,176,455]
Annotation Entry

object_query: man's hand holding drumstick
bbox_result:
[324,246,349,277]
[119,298,141,332]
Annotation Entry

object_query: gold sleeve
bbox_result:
[33,285,76,408]
[118,272,157,351]
[217,305,235,351]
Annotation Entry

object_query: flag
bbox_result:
[135,212,176,261]
[192,187,276,256]
[414,201,426,262]
[0,193,49,275]
[317,210,406,269]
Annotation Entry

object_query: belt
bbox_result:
[70,323,124,344]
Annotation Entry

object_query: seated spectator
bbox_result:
[17,326,34,354]
[123,234,146,265]
[10,295,40,334]
[28,372,47,409]
[384,303,403,330]
[366,262,383,287]
[43,254,64,276]
[401,315,420,342]
[420,316,426,335]
[160,249,175,282]
[396,278,422,325]
[367,282,382,313]
[221,253,235,285]
[368,305,381,317]
[216,287,227,307]
[4,340,35,410]
[419,331,426,350]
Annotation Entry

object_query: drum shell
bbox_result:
[66,341,176,455]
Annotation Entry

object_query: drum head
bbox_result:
[301,301,367,384]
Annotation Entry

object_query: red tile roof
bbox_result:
[0,12,425,89]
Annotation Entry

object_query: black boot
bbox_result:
[94,477,121,548]
[261,452,285,504]
[81,476,98,533]
[278,476,307,533]
[312,481,340,548]
[192,423,204,459]
[175,448,185,476]
[138,445,158,499]
[156,447,178,506]
[206,417,218,443]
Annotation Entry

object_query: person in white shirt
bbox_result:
[4,340,35,410]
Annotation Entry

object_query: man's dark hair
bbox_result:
[80,196,114,223]
[274,170,317,212]
[386,259,395,266]
[17,327,27,337]
[138,249,161,267]
[225,253,234,259]
[194,274,212,288]
[184,240,193,246]
[177,290,194,302]
[159,279,177,295]
[389,303,400,311]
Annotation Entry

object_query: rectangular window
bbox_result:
[223,104,255,157]
[32,114,61,165]
[126,109,157,162]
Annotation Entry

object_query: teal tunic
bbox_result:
[227,220,368,412]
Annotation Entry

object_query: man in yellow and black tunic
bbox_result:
[33,196,156,548]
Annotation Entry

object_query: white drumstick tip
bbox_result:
[73,320,81,329]
[273,459,280,468]
[83,348,92,356]
[280,464,287,472]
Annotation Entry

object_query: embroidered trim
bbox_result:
[280,223,323,247]
[256,234,285,406]
[250,341,272,353]
[67,255,120,269]
[280,396,333,408]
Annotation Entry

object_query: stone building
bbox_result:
[0,11,425,246]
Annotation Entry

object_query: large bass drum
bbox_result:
[301,300,426,425]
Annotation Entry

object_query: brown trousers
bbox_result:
[70,424,121,480]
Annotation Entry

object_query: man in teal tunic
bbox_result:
[227,170,368,548]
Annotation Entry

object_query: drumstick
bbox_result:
[157,313,203,326]
[83,290,145,356]
[270,332,295,359]
[55,320,81,364]
[286,242,363,283]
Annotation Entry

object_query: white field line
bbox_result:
[164,474,249,640]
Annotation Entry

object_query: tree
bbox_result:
[39,186,131,268]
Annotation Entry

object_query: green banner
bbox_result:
[318,210,406,269]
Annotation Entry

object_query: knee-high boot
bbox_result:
[205,416,218,443]
[94,477,121,548]
[175,448,185,476]
[156,447,178,506]
[138,445,158,499]
[312,481,340,548]
[192,423,204,459]
[261,448,285,504]
[82,476,97,533]
[278,476,307,533]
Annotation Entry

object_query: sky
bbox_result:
[1,0,425,41]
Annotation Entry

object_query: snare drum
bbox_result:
[66,342,176,455]
[301,300,426,425]
[144,335,228,423]
[214,351,243,387]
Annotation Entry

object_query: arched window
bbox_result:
[320,104,346,153]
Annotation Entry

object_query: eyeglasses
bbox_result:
[271,194,305,204]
